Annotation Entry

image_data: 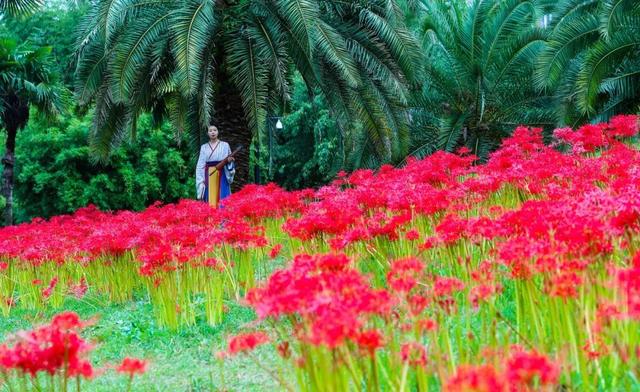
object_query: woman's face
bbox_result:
[208,126,219,140]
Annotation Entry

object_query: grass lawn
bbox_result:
[0,295,280,391]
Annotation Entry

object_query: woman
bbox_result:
[195,125,236,207]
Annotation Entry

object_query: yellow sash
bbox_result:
[207,166,221,208]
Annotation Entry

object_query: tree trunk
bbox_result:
[213,77,252,193]
[1,125,17,226]
[1,95,28,226]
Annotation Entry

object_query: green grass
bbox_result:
[0,294,280,391]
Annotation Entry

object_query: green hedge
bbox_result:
[13,111,195,222]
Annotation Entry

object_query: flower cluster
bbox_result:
[0,312,94,378]
[246,253,394,348]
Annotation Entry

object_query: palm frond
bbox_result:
[225,29,269,139]
[576,30,640,114]
[171,0,218,95]
[534,14,599,91]
[275,0,319,56]
[313,20,361,89]
[108,10,171,102]
[0,0,42,16]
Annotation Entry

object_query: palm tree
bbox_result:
[0,0,43,16]
[75,0,420,188]
[0,38,66,225]
[408,0,555,160]
[535,0,640,125]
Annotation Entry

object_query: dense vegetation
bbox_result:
[1,0,639,222]
[1,1,640,391]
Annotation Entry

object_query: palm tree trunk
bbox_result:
[1,125,17,226]
[213,79,252,193]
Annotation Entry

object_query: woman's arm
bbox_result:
[195,145,206,197]
[224,142,236,184]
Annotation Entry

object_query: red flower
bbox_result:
[505,349,559,388]
[416,318,438,333]
[548,272,582,299]
[434,276,465,297]
[0,312,94,378]
[116,357,148,376]
[446,364,506,392]
[387,257,424,292]
[68,278,88,299]
[405,229,420,241]
[355,329,385,355]
[400,342,427,367]
[226,332,269,356]
[269,244,283,259]
[607,115,639,138]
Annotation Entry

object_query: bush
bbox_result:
[14,111,195,222]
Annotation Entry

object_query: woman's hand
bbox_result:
[227,156,235,162]
[197,183,206,200]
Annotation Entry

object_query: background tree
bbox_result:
[535,0,640,125]
[12,111,194,222]
[266,73,344,189]
[75,0,420,189]
[1,0,90,89]
[0,37,66,225]
[408,0,555,160]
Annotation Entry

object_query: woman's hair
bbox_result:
[208,124,218,131]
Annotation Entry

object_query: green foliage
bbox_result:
[0,296,279,391]
[267,76,343,189]
[0,36,67,130]
[75,0,419,166]
[0,0,43,17]
[0,0,89,88]
[535,0,640,124]
[13,111,194,222]
[408,0,555,160]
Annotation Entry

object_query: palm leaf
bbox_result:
[225,29,269,139]
[576,30,640,114]
[0,0,42,16]
[109,10,172,102]
[171,0,218,95]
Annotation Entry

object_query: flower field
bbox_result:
[1,115,640,390]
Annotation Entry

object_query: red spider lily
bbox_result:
[41,276,59,300]
[0,312,94,378]
[469,283,502,308]
[405,229,420,241]
[434,277,465,297]
[446,364,506,392]
[607,115,639,139]
[116,357,148,376]
[548,272,582,299]
[67,277,88,299]
[416,318,438,333]
[400,342,428,367]
[615,259,640,319]
[246,254,394,348]
[407,294,430,315]
[355,329,385,356]
[505,348,559,389]
[269,244,283,259]
[226,332,269,356]
[387,257,425,293]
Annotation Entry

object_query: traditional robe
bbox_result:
[195,141,236,207]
